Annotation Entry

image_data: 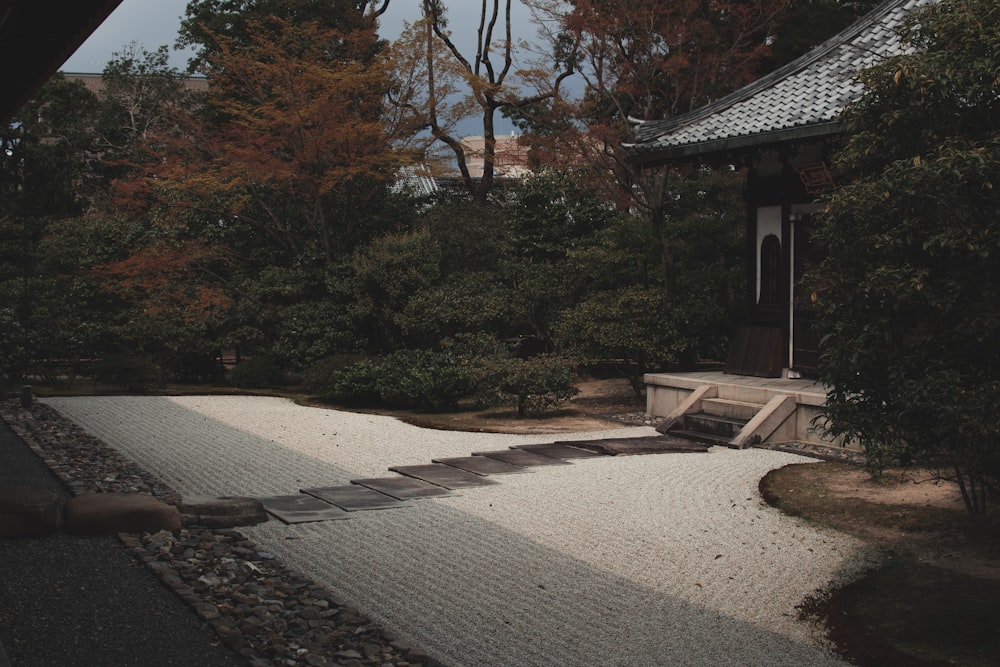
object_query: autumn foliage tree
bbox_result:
[179,0,390,70]
[158,18,409,263]
[519,0,785,188]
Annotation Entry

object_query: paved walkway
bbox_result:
[0,421,244,667]
[45,395,867,667]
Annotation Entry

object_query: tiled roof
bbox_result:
[626,0,933,161]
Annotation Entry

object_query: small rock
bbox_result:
[335,649,363,659]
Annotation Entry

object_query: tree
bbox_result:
[761,0,882,72]
[389,1,576,201]
[0,76,104,382]
[152,17,410,263]
[178,0,390,71]
[103,7,423,369]
[811,0,1000,514]
[553,167,745,390]
[95,43,196,192]
[2,74,100,218]
[514,0,783,293]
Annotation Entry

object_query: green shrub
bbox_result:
[473,354,579,416]
[170,353,226,384]
[227,356,284,389]
[302,354,364,399]
[307,343,577,415]
[88,354,164,392]
[375,349,474,410]
[306,350,473,410]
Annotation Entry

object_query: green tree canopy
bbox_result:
[812,0,1000,514]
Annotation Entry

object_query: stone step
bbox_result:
[667,429,734,448]
[683,413,748,439]
[700,397,762,421]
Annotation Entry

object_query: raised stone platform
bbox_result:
[644,371,849,449]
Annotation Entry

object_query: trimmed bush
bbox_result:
[88,354,164,392]
[227,356,284,389]
[473,354,579,416]
[375,349,474,410]
[306,350,473,410]
[306,342,578,416]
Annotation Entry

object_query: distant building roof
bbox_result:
[63,72,210,95]
[460,133,531,179]
[626,0,933,163]
[394,165,440,196]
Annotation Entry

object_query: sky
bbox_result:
[61,0,541,135]
[64,1,537,72]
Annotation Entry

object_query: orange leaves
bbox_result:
[94,241,234,323]
[566,0,785,118]
[152,17,405,257]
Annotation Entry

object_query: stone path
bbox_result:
[256,438,706,524]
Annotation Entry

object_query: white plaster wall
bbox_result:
[755,205,782,303]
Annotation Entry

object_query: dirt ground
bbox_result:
[357,376,649,434]
[762,463,1000,666]
[380,379,1000,667]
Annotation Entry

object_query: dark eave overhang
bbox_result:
[0,0,125,123]
[627,121,843,167]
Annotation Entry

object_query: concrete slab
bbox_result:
[351,477,455,500]
[555,436,710,456]
[513,443,606,460]
[257,495,351,524]
[471,449,572,467]
[432,456,528,475]
[301,485,407,511]
[388,464,500,490]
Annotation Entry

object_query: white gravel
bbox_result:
[45,395,870,667]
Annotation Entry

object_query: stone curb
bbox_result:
[0,485,64,538]
[64,492,182,536]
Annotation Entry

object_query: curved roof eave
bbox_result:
[0,0,125,122]
[626,0,929,166]
[626,122,843,164]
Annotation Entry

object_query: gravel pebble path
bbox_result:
[33,394,875,666]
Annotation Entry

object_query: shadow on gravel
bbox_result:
[761,462,1000,667]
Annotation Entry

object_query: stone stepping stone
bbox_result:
[301,485,407,511]
[388,464,500,490]
[178,495,269,528]
[258,495,351,524]
[352,477,455,500]
[472,449,571,467]
[512,443,606,460]
[552,436,711,456]
[432,456,528,475]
